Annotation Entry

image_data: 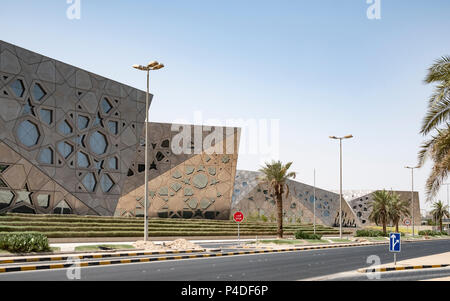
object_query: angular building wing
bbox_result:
[231,170,359,227]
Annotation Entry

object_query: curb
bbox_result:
[0,249,204,265]
[358,264,450,273]
[0,241,387,274]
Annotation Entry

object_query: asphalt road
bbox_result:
[0,240,448,281]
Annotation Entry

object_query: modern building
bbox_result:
[0,40,240,218]
[344,190,421,226]
[0,40,421,226]
[230,170,359,227]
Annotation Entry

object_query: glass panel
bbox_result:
[10,79,24,97]
[101,98,112,114]
[77,152,90,168]
[0,165,9,173]
[78,115,89,130]
[39,147,54,164]
[89,131,107,155]
[57,141,73,159]
[108,157,118,170]
[100,174,114,193]
[108,121,118,135]
[37,194,50,208]
[82,173,96,192]
[53,200,72,214]
[22,100,35,116]
[32,83,46,101]
[58,120,73,135]
[40,109,53,125]
[17,190,32,205]
[11,205,35,214]
[0,190,14,209]
[16,120,40,147]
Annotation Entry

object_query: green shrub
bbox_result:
[294,230,322,240]
[418,230,447,236]
[355,229,388,237]
[0,232,51,253]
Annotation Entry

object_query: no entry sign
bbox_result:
[234,211,244,223]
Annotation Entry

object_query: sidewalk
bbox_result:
[51,238,259,252]
[358,251,450,273]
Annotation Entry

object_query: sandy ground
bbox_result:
[133,239,203,251]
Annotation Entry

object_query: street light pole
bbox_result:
[133,61,165,242]
[313,169,316,235]
[329,134,353,239]
[405,166,419,237]
[443,183,450,233]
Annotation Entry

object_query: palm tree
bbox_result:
[419,56,450,200]
[259,160,296,238]
[368,190,391,234]
[430,200,450,232]
[387,192,410,232]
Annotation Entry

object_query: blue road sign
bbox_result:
[389,232,401,252]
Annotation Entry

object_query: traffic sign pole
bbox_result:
[389,232,401,266]
[233,212,244,246]
[238,223,240,245]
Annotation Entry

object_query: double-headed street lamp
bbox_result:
[132,61,165,242]
[329,135,353,239]
[405,166,419,237]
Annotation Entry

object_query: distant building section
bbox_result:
[231,170,359,227]
[345,190,421,226]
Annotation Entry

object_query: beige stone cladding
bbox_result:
[347,190,421,226]
[0,40,148,215]
[231,170,359,227]
[114,122,240,219]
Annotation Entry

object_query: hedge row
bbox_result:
[418,230,448,236]
[0,226,340,233]
[0,232,51,253]
[0,230,349,238]
[294,230,323,240]
[0,222,334,230]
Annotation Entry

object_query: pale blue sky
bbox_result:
[2,0,450,212]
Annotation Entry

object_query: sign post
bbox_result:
[389,232,401,265]
[233,211,244,246]
[403,218,411,236]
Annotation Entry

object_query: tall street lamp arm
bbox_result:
[132,61,165,242]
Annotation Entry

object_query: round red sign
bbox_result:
[233,211,244,223]
[403,218,411,226]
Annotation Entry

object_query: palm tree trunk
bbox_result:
[395,221,399,233]
[276,193,283,239]
[440,218,443,232]
[383,219,387,235]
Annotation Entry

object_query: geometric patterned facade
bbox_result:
[231,170,359,227]
[0,39,147,216]
[345,190,421,226]
[0,40,240,218]
[114,122,240,220]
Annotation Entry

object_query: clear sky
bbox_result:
[2,0,450,213]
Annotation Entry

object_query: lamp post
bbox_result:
[313,169,316,235]
[132,61,165,242]
[405,166,419,237]
[443,183,450,233]
[329,135,353,239]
